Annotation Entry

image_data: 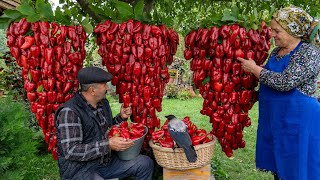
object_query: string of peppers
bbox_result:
[94,19,179,149]
[6,18,87,160]
[184,22,272,157]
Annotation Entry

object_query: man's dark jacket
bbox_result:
[54,92,122,180]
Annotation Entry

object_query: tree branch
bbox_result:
[144,0,154,14]
[76,0,103,23]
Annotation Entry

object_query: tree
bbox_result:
[1,0,319,33]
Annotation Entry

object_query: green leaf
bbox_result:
[16,0,35,16]
[134,0,144,18]
[114,0,133,20]
[36,0,54,20]
[36,85,43,92]
[26,14,41,22]
[221,10,238,22]
[0,17,12,29]
[231,5,239,18]
[59,0,65,4]
[202,76,210,85]
[3,10,22,20]
[28,70,32,82]
[54,7,71,25]
[81,17,93,34]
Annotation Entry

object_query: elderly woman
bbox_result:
[238,6,320,180]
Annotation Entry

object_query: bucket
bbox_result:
[116,126,148,160]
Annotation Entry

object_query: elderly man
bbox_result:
[54,67,154,180]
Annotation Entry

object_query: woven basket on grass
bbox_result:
[149,137,216,170]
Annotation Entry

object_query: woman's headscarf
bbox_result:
[272,6,320,47]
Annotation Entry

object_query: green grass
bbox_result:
[3,96,273,180]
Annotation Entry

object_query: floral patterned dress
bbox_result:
[256,42,320,180]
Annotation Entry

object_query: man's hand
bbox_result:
[109,136,134,151]
[120,103,132,119]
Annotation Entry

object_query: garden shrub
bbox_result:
[177,87,193,100]
[164,84,179,98]
[0,96,38,178]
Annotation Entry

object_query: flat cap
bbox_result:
[77,67,113,84]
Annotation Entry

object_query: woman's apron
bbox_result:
[256,42,320,180]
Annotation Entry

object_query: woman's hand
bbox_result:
[237,57,263,78]
[109,136,134,151]
[237,57,257,73]
[119,103,132,119]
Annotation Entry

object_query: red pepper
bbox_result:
[247,29,259,44]
[242,38,252,51]
[21,36,34,49]
[213,81,223,92]
[220,92,229,104]
[232,62,241,75]
[223,59,232,73]
[148,37,158,50]
[30,45,40,58]
[67,26,76,41]
[143,86,151,101]
[47,91,57,103]
[241,75,253,90]
[239,113,248,123]
[232,75,241,85]
[54,46,63,61]
[230,24,240,45]
[224,81,235,93]
[108,126,120,138]
[120,129,130,139]
[38,21,50,35]
[159,137,174,148]
[63,81,73,94]
[44,48,54,64]
[191,135,206,146]
[219,25,230,39]
[27,92,36,102]
[245,50,255,60]
[226,124,235,134]
[133,62,141,77]
[122,93,130,108]
[24,80,36,92]
[215,44,224,58]
[64,41,72,54]
[234,49,244,60]
[37,92,47,105]
[17,18,29,35]
[229,92,239,104]
[231,114,240,125]
[30,69,40,82]
[10,46,20,60]
[68,52,80,65]
[209,26,219,41]
[239,90,252,105]
[152,130,164,142]
[239,27,247,40]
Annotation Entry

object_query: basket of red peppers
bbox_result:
[107,121,147,160]
[149,116,216,170]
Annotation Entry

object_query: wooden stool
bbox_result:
[163,164,214,180]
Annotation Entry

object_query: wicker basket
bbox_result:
[149,137,216,170]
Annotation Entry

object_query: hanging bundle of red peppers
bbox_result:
[94,19,179,148]
[184,22,272,157]
[6,18,87,160]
